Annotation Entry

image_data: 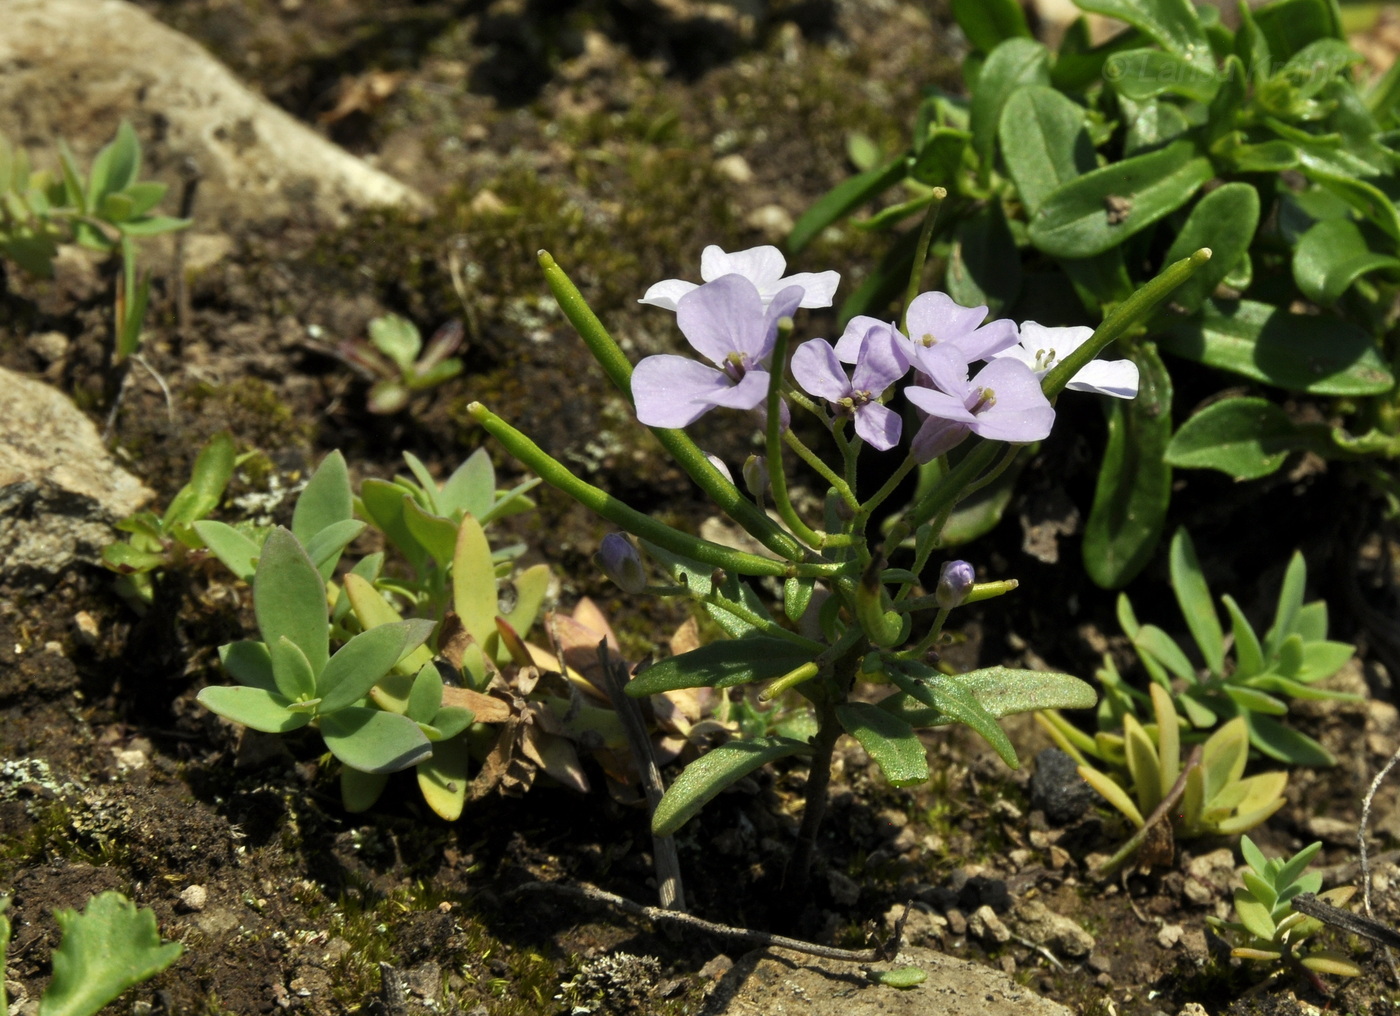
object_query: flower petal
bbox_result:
[1067,358,1140,398]
[958,318,1020,362]
[833,315,893,362]
[701,245,787,287]
[909,343,971,398]
[905,385,977,425]
[850,327,908,393]
[792,340,851,402]
[910,416,970,462]
[778,270,841,308]
[676,275,767,365]
[966,358,1055,443]
[704,368,773,410]
[854,403,902,450]
[1018,321,1093,365]
[631,355,739,427]
[639,279,698,311]
[905,292,989,347]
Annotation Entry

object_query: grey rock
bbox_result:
[0,368,153,586]
[1029,748,1098,825]
[702,946,1073,1016]
[1009,899,1095,959]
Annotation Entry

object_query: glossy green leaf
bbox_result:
[1159,299,1393,395]
[219,640,277,693]
[318,619,436,713]
[837,702,929,787]
[1165,397,1299,480]
[1083,344,1172,588]
[1293,218,1400,304]
[946,201,1021,313]
[950,0,1031,52]
[1075,0,1212,65]
[970,39,1052,166]
[1169,529,1224,678]
[998,86,1096,214]
[291,452,352,547]
[652,736,812,836]
[1201,717,1249,802]
[1030,140,1212,258]
[1125,98,1192,155]
[1218,138,1299,173]
[196,685,309,734]
[789,158,907,254]
[1160,184,1259,314]
[320,707,434,774]
[1106,48,1220,101]
[626,638,816,696]
[41,891,182,1016]
[1252,0,1343,61]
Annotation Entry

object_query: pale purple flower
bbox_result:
[640,245,840,312]
[792,327,906,450]
[631,275,803,428]
[905,344,1055,461]
[896,291,1019,364]
[994,322,1139,399]
[936,560,976,609]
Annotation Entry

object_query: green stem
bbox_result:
[859,455,916,518]
[538,250,806,563]
[766,323,825,549]
[783,430,858,510]
[1043,247,1212,399]
[902,187,948,332]
[468,402,844,579]
[900,606,952,659]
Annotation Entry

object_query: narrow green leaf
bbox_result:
[1222,595,1266,679]
[1265,552,1307,657]
[115,214,191,237]
[1079,764,1144,826]
[254,528,330,676]
[196,685,308,734]
[837,702,930,787]
[1083,344,1173,588]
[652,737,812,836]
[359,481,427,572]
[401,499,458,565]
[440,447,495,519]
[1165,398,1299,480]
[268,635,317,702]
[452,515,499,649]
[1233,887,1278,941]
[219,640,277,693]
[1123,713,1163,815]
[292,451,352,548]
[1246,713,1335,767]
[1241,870,1278,910]
[1240,834,1269,876]
[318,619,436,713]
[192,520,263,581]
[1029,140,1213,258]
[998,86,1096,214]
[501,562,552,637]
[627,638,816,696]
[950,0,1032,52]
[303,518,367,580]
[1160,184,1259,314]
[1275,840,1323,889]
[1169,529,1225,678]
[319,707,433,774]
[1159,299,1393,395]
[1224,685,1288,716]
[41,891,182,1016]
[789,158,908,254]
[163,432,235,529]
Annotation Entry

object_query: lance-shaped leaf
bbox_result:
[320,707,433,774]
[453,515,498,652]
[292,451,352,546]
[950,0,1031,53]
[1166,398,1300,480]
[627,638,816,696]
[999,86,1096,213]
[402,499,458,565]
[41,891,182,1016]
[358,480,428,571]
[886,664,1018,767]
[1159,299,1393,395]
[254,528,329,675]
[652,736,812,835]
[317,619,436,713]
[1160,184,1259,315]
[163,431,235,530]
[880,666,1095,726]
[970,39,1051,166]
[192,520,263,581]
[197,685,310,734]
[836,702,929,787]
[1293,218,1400,305]
[1083,344,1172,588]
[1169,529,1225,678]
[1029,140,1212,258]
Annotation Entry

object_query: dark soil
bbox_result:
[3,2,1399,1015]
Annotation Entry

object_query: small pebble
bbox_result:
[178,885,208,912]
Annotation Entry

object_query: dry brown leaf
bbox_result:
[440,686,512,724]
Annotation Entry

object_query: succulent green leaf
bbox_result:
[1300,952,1363,977]
[1106,49,1220,101]
[1201,717,1249,802]
[115,214,190,237]
[368,313,422,370]
[1160,184,1259,315]
[100,542,165,574]
[1241,870,1278,910]
[1029,140,1212,258]
[340,766,389,812]
[1159,299,1393,395]
[359,481,427,571]
[1246,713,1335,767]
[653,736,811,835]
[291,452,352,547]
[406,663,444,724]
[303,518,367,580]
[429,707,475,742]
[453,514,499,650]
[1083,344,1173,588]
[908,127,971,187]
[1233,887,1278,941]
[1168,529,1225,677]
[501,562,551,638]
[320,707,433,774]
[401,498,458,565]
[1292,601,1328,643]
[193,520,263,581]
[1294,218,1400,304]
[1274,840,1323,889]
[1240,835,1269,876]
[1123,713,1163,815]
[268,634,317,702]
[1075,0,1211,65]
[627,638,816,696]
[1079,764,1144,826]
[1165,398,1299,480]
[1136,625,1197,683]
[440,448,495,519]
[219,640,277,693]
[40,891,182,1016]
[318,619,435,713]
[196,685,309,734]
[836,702,929,787]
[970,39,1051,166]
[1223,597,1265,680]
[1294,640,1355,683]
[254,527,330,675]
[478,476,541,526]
[417,733,471,820]
[783,576,816,623]
[1224,684,1288,716]
[1150,684,1180,798]
[1265,552,1307,657]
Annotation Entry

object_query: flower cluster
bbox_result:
[632,246,1138,458]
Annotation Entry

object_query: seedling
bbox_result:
[339,314,465,414]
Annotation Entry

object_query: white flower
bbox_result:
[994,321,1139,399]
[640,244,840,312]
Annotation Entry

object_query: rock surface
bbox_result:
[702,946,1073,1016]
[0,367,153,585]
[0,0,427,230]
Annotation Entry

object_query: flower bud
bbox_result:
[936,560,976,609]
[594,533,647,594]
[742,454,768,500]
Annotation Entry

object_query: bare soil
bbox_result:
[2,2,1399,1015]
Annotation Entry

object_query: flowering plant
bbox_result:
[469,241,1211,885]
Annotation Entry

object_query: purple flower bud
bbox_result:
[594,533,647,594]
[936,560,976,609]
[742,454,768,500]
